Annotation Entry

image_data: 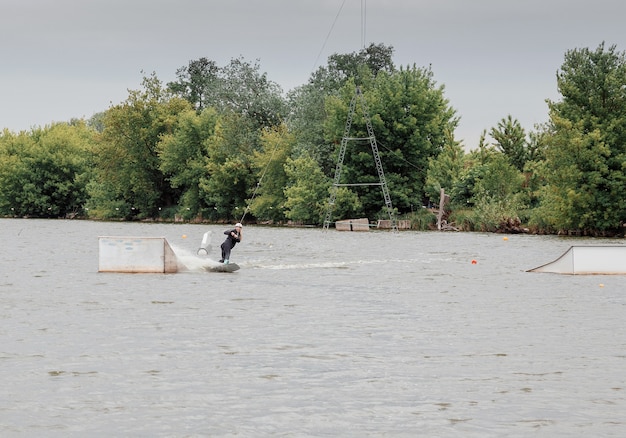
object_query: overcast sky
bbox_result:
[2,0,625,148]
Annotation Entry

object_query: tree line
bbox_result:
[0,42,624,236]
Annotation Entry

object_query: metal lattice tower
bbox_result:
[323,86,397,231]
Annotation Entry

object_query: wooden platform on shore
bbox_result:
[335,218,370,231]
[376,219,411,229]
[335,218,411,231]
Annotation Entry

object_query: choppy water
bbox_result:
[1,219,625,437]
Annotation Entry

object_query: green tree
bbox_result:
[490,115,528,171]
[533,116,614,232]
[199,113,259,221]
[324,65,458,220]
[424,131,465,203]
[247,124,294,222]
[157,107,219,218]
[0,123,93,217]
[473,153,525,202]
[450,139,495,209]
[286,82,334,173]
[87,73,192,219]
[218,57,287,129]
[283,154,333,224]
[169,56,287,130]
[450,149,525,231]
[533,42,626,234]
[287,43,395,174]
[312,43,395,90]
[167,57,220,112]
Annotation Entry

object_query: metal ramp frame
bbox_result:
[323,86,397,231]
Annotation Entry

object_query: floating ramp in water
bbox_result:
[528,245,626,275]
[98,236,182,273]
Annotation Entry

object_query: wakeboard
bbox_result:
[205,263,240,273]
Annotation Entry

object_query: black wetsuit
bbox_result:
[220,229,240,262]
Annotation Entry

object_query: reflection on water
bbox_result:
[1,219,625,436]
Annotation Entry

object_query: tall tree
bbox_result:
[534,42,626,234]
[218,57,286,129]
[247,124,294,222]
[0,123,93,218]
[286,82,332,172]
[287,43,395,174]
[88,73,191,219]
[283,154,334,224]
[448,145,526,231]
[157,107,219,218]
[199,113,259,221]
[312,43,395,90]
[424,131,465,203]
[490,115,528,171]
[169,56,286,129]
[167,57,220,112]
[323,65,458,219]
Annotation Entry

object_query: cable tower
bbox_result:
[323,86,397,231]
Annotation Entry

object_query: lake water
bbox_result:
[1,219,625,437]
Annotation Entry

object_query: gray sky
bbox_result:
[2,0,625,148]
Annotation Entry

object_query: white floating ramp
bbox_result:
[98,236,182,273]
[528,245,626,275]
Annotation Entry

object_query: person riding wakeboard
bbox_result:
[219,223,242,264]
